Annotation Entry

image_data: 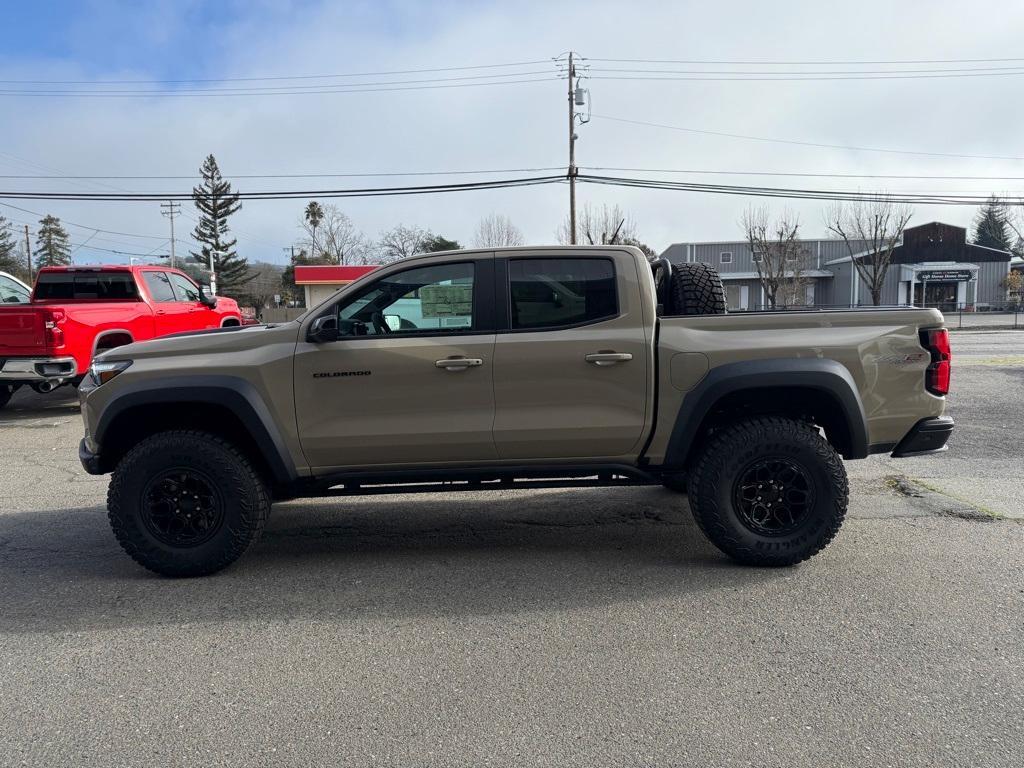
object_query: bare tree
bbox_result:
[825,197,913,306]
[299,204,370,265]
[377,224,429,264]
[474,213,525,248]
[556,203,638,246]
[741,205,809,308]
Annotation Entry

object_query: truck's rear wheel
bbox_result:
[688,416,847,566]
[667,262,727,316]
[107,430,270,577]
[0,384,15,410]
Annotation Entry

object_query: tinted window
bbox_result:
[169,273,202,302]
[509,258,617,330]
[0,275,30,303]
[336,262,474,336]
[142,271,176,302]
[34,271,139,301]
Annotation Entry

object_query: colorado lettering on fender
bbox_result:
[313,370,372,378]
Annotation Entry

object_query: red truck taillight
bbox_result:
[43,308,66,349]
[920,328,951,396]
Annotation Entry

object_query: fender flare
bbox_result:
[661,357,869,467]
[94,374,298,483]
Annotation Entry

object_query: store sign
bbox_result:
[916,270,972,282]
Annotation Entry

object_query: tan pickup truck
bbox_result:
[78,246,953,577]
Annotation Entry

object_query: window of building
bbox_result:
[720,251,733,264]
[142,271,176,302]
[752,251,764,263]
[337,262,474,335]
[169,273,202,303]
[509,258,617,330]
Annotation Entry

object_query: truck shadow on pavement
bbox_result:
[0,487,796,635]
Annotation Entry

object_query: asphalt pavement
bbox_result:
[0,330,1022,767]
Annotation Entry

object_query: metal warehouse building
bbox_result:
[662,221,1012,311]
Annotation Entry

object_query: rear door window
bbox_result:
[33,271,140,300]
[508,258,617,330]
[142,271,176,302]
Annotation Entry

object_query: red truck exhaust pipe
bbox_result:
[920,328,951,396]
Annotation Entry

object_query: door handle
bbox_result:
[435,357,483,371]
[585,352,633,366]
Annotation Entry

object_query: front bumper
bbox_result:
[891,416,954,458]
[0,357,77,383]
[78,438,104,475]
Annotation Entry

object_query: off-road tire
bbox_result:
[667,262,727,316]
[0,384,14,410]
[107,430,270,577]
[688,416,847,566]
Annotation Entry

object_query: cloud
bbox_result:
[1,0,1021,264]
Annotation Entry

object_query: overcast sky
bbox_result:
[2,0,1022,265]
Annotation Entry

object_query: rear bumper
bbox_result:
[0,356,77,383]
[891,416,954,458]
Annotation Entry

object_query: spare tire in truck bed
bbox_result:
[667,262,727,316]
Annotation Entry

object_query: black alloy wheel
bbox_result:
[141,468,225,547]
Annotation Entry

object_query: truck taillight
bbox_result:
[920,328,951,396]
[43,309,66,349]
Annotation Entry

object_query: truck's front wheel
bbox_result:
[688,416,847,566]
[107,430,270,577]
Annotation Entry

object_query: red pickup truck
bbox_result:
[0,265,241,409]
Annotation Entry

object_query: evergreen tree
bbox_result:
[420,234,461,252]
[34,215,72,269]
[972,196,1011,251]
[0,215,25,278]
[190,154,251,296]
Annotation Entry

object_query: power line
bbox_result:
[0,175,567,202]
[586,56,1024,65]
[589,65,1024,76]
[588,70,1024,82]
[0,60,554,85]
[584,166,1024,181]
[0,166,565,180]
[0,77,561,98]
[590,114,1024,162]
[0,201,168,238]
[578,174,1021,206]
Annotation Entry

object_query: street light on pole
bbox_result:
[208,248,218,296]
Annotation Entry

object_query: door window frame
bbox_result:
[168,271,203,303]
[312,257,496,340]
[140,269,178,303]
[496,255,620,333]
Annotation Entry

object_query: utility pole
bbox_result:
[160,201,180,268]
[567,51,577,245]
[24,225,32,283]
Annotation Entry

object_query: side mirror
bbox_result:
[200,285,217,308]
[308,314,340,343]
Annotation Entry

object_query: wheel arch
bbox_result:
[93,329,135,356]
[660,358,869,468]
[94,376,297,485]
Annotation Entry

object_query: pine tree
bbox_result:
[972,196,1011,251]
[34,215,72,269]
[190,154,251,296]
[0,215,25,278]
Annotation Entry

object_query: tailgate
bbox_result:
[0,306,46,350]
